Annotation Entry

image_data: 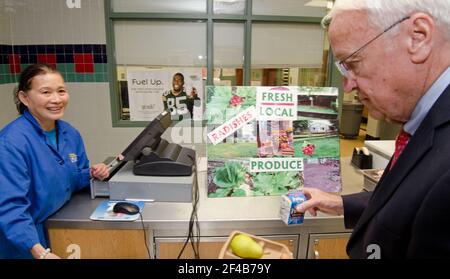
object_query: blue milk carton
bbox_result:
[280,191,306,225]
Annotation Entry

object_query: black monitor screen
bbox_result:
[120,110,172,162]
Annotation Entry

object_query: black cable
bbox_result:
[189,190,200,258]
[177,169,200,259]
[189,178,200,258]
[192,171,200,258]
[177,185,199,258]
[139,212,152,259]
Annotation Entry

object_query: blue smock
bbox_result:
[0,110,90,258]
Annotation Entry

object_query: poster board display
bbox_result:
[127,68,203,121]
[206,86,341,198]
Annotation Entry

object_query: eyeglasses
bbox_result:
[335,16,410,78]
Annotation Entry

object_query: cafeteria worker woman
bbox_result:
[0,64,109,259]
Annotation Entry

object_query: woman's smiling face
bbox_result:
[19,73,69,131]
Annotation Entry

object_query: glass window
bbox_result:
[112,0,207,13]
[251,23,327,87]
[252,23,324,68]
[213,0,245,15]
[213,23,244,86]
[114,21,206,120]
[253,0,327,17]
[106,1,333,126]
[114,21,206,66]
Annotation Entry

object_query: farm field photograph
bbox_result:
[303,157,341,192]
[206,86,341,198]
[207,142,257,159]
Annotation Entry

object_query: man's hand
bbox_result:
[90,163,109,181]
[295,187,344,216]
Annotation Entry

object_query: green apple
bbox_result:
[230,234,263,259]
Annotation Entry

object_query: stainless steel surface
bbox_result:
[109,161,194,202]
[48,171,347,232]
[48,157,361,229]
[47,154,362,258]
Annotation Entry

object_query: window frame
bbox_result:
[105,0,335,127]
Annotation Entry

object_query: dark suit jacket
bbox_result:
[343,83,450,259]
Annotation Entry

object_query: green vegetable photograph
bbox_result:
[206,86,342,197]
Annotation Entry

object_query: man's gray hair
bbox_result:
[322,0,450,39]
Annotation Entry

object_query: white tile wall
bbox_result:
[0,1,12,44]
[1,0,112,163]
[0,84,18,125]
[2,0,106,45]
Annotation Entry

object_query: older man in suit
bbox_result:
[296,0,450,258]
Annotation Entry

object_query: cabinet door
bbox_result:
[48,228,152,259]
[308,233,351,259]
[155,235,298,259]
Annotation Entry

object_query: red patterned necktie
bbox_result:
[390,129,411,170]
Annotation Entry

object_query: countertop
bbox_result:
[365,140,395,159]
[46,157,363,237]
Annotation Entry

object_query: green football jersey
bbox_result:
[163,90,199,120]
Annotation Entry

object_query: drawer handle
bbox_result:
[314,239,320,259]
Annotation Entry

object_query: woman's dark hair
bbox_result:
[14,63,60,114]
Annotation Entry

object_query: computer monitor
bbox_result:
[104,110,171,177]
[120,110,172,162]
[105,109,195,177]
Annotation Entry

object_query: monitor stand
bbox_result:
[110,161,195,202]
[133,139,195,176]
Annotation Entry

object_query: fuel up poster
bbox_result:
[206,86,341,198]
[127,68,203,121]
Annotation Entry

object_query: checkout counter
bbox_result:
[45,112,363,259]
[45,151,364,259]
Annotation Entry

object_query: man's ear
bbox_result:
[17,91,29,107]
[407,13,434,64]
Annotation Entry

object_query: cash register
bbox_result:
[90,110,196,202]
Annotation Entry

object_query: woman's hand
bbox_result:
[90,163,109,180]
[31,243,61,259]
[43,252,61,259]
